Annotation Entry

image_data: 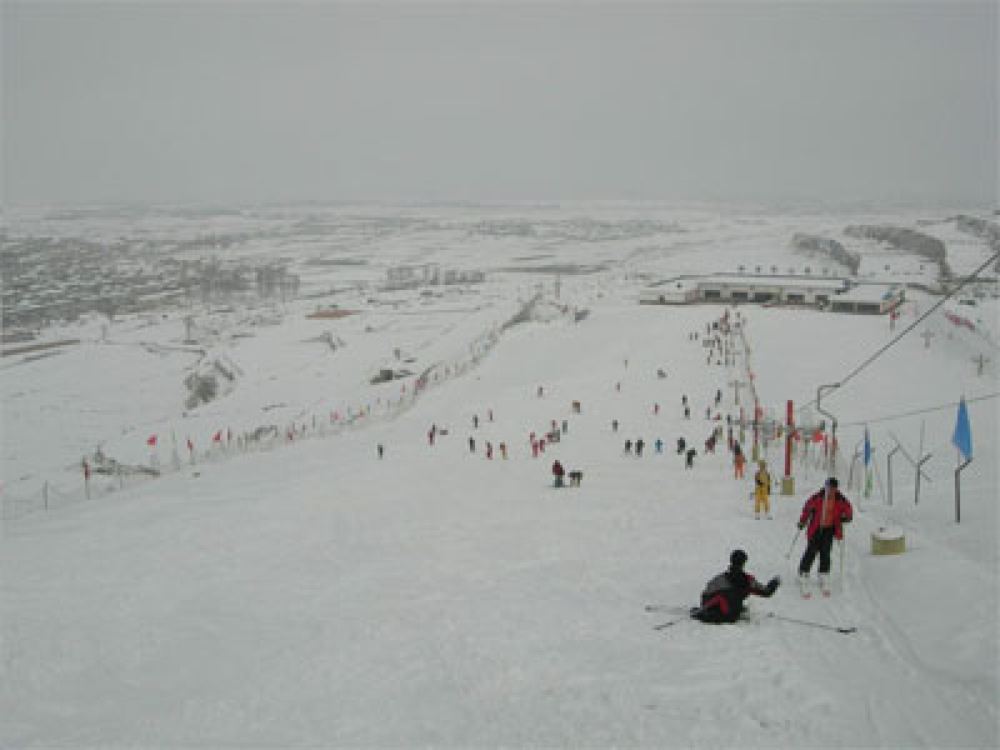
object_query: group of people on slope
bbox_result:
[692,477,853,623]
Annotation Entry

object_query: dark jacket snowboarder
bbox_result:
[692,550,780,623]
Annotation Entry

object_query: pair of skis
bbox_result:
[645,605,856,635]
[798,576,831,599]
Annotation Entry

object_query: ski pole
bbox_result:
[653,616,693,630]
[767,612,856,634]
[784,527,802,559]
[838,539,844,585]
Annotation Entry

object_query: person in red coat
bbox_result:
[797,477,853,589]
[552,459,566,488]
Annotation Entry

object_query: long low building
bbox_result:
[640,274,904,314]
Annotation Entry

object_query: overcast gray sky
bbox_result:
[3,1,996,207]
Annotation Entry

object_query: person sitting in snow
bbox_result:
[691,550,780,623]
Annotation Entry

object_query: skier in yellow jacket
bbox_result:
[754,460,772,520]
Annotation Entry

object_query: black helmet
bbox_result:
[826,477,839,489]
[730,549,748,569]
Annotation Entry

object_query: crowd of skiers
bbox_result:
[401,308,857,621]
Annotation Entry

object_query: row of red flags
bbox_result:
[147,430,226,449]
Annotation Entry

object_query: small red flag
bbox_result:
[212,430,223,443]
[812,429,824,443]
[146,434,158,447]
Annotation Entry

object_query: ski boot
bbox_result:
[819,574,831,597]
[797,572,812,599]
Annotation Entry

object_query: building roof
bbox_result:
[646,273,847,291]
[834,283,903,303]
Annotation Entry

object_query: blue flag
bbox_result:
[952,397,973,461]
[863,427,871,467]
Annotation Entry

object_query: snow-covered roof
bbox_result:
[648,273,848,291]
[834,283,904,303]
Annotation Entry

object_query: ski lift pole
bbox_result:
[816,383,840,475]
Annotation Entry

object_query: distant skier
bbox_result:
[635,438,645,457]
[377,443,384,459]
[797,478,853,595]
[676,437,686,455]
[624,439,633,455]
[754,460,772,519]
[473,414,479,429]
[486,442,493,460]
[612,419,619,432]
[552,459,566,488]
[704,434,716,453]
[685,447,696,469]
[733,441,745,479]
[469,436,476,453]
[654,438,663,454]
[499,442,507,460]
[690,549,780,624]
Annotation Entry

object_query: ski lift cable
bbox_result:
[837,391,999,427]
[802,249,1000,409]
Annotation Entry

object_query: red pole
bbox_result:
[751,402,758,458]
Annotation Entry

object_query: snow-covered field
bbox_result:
[1,204,998,747]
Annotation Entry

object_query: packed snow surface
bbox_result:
[1,204,997,747]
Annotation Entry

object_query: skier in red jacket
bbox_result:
[797,477,853,593]
[552,459,566,488]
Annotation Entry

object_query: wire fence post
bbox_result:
[955,456,973,523]
[887,445,901,506]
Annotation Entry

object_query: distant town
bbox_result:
[0,234,299,337]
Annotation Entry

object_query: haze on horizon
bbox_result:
[3,1,997,209]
